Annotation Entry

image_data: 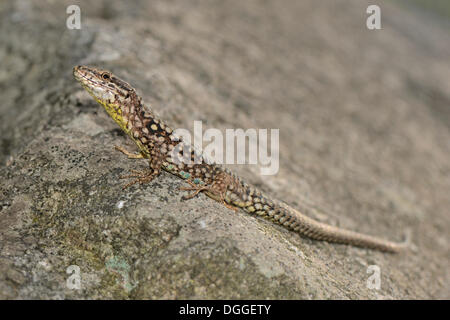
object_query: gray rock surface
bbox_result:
[0,0,449,299]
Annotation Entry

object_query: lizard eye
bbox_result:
[102,73,110,80]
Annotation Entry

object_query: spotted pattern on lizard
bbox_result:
[73,65,407,253]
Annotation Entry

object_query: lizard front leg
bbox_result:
[116,145,164,189]
[114,145,146,159]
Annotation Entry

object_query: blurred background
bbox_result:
[0,0,448,299]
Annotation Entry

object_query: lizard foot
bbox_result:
[119,169,158,189]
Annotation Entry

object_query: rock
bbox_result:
[0,0,449,299]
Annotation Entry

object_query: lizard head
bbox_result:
[73,65,138,131]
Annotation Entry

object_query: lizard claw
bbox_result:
[119,169,158,189]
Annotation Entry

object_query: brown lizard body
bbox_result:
[73,65,407,253]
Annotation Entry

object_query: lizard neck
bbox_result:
[118,96,174,158]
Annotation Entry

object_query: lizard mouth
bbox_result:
[73,66,105,89]
[73,65,90,83]
[73,66,116,102]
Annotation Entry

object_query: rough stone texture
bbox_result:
[0,0,449,299]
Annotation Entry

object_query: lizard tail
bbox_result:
[283,206,409,252]
[228,178,409,252]
[255,200,408,252]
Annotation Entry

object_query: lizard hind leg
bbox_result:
[179,179,208,200]
[179,179,237,211]
[219,193,238,211]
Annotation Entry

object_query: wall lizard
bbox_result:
[73,65,407,253]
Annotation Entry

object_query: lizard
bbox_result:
[73,65,408,253]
